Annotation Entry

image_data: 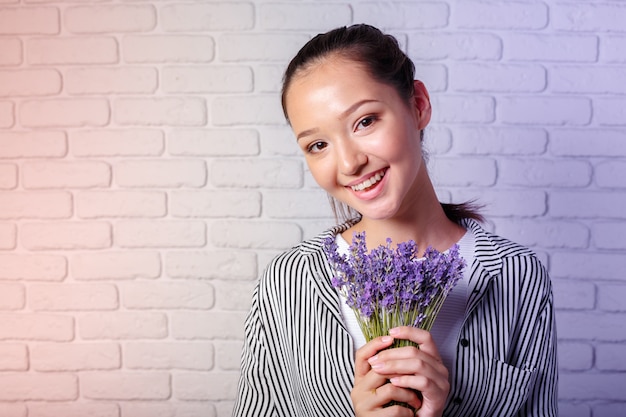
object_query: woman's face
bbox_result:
[284,55,432,222]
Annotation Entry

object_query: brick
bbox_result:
[165,251,257,280]
[169,129,259,157]
[65,5,156,33]
[558,342,593,371]
[0,101,14,127]
[115,220,205,248]
[0,222,16,249]
[161,3,253,31]
[498,97,591,126]
[597,343,626,371]
[598,284,626,312]
[0,191,72,219]
[0,38,21,66]
[71,251,160,281]
[211,221,301,249]
[115,159,206,188]
[593,222,626,250]
[70,129,163,157]
[414,64,448,93]
[595,98,626,126]
[31,343,120,371]
[0,374,77,401]
[121,281,214,310]
[77,191,166,218]
[0,163,16,189]
[255,64,287,93]
[28,403,119,417]
[79,312,167,340]
[211,159,302,188]
[23,161,111,189]
[66,67,157,95]
[0,131,67,158]
[219,33,310,62]
[0,313,73,341]
[214,280,255,311]
[81,372,170,400]
[264,189,333,219]
[560,372,626,400]
[602,35,626,63]
[21,98,110,127]
[119,403,174,417]
[0,6,58,34]
[592,404,626,417]
[29,283,118,311]
[431,95,495,123]
[450,127,547,155]
[450,63,545,92]
[453,1,547,30]
[557,311,626,342]
[552,251,626,281]
[551,66,626,94]
[0,69,61,96]
[498,159,591,187]
[258,126,300,157]
[407,33,502,60]
[124,342,214,370]
[503,33,597,62]
[0,283,24,309]
[550,128,626,157]
[114,97,206,126]
[430,157,497,186]
[173,403,217,417]
[553,3,626,32]
[551,279,595,310]
[0,254,67,281]
[423,126,452,154]
[162,66,252,93]
[21,221,112,250]
[173,371,238,401]
[558,403,590,417]
[453,189,546,217]
[172,311,246,340]
[262,3,351,30]
[212,95,284,126]
[215,340,243,370]
[0,344,27,370]
[123,35,214,63]
[550,191,626,219]
[27,37,118,65]
[596,161,626,189]
[494,219,589,249]
[214,403,233,417]
[171,190,260,218]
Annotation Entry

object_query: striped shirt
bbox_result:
[233,219,558,417]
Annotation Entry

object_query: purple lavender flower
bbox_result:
[324,231,466,342]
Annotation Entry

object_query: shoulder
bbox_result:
[463,219,551,291]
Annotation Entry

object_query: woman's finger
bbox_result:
[354,335,395,378]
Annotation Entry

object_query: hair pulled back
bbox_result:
[281,24,483,224]
[281,24,414,121]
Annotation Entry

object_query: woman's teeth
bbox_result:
[351,171,385,191]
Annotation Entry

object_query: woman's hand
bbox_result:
[352,327,450,417]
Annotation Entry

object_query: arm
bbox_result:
[232,284,278,417]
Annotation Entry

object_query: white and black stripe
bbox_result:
[233,219,558,417]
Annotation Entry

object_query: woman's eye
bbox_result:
[357,116,377,130]
[307,141,327,154]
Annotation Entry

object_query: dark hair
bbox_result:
[281,24,483,225]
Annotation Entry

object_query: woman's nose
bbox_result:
[337,142,367,175]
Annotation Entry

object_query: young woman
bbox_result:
[233,24,558,417]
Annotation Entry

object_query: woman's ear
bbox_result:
[413,80,432,130]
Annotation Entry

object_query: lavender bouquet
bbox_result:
[324,231,466,348]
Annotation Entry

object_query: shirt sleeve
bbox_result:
[513,258,559,417]
[232,282,278,417]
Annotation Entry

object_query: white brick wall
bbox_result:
[0,1,624,415]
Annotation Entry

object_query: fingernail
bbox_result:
[389,328,399,335]
[368,355,378,364]
[381,336,393,343]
